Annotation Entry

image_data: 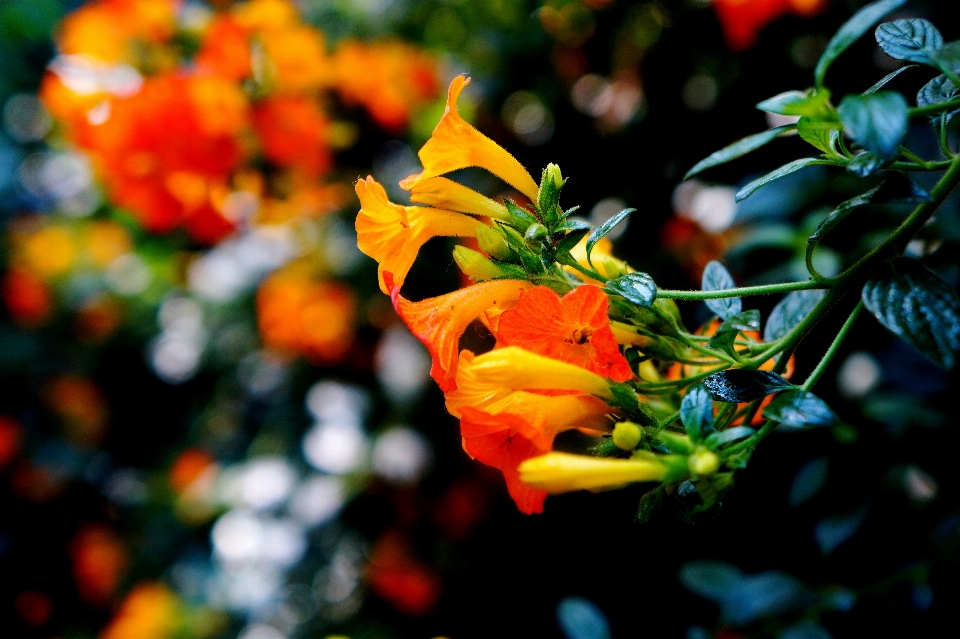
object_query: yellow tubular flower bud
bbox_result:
[467,346,614,399]
[545,163,563,189]
[408,176,512,222]
[475,224,512,260]
[453,246,509,281]
[688,448,720,476]
[518,452,669,493]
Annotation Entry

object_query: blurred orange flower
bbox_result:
[70,525,127,606]
[100,583,179,639]
[712,0,827,51]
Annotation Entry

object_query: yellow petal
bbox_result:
[400,75,539,200]
[408,176,511,222]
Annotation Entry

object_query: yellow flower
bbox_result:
[355,176,486,292]
[407,176,511,222]
[518,452,670,493]
[399,75,539,201]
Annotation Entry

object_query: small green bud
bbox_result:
[475,225,512,260]
[688,448,720,476]
[453,246,509,281]
[612,421,643,450]
[546,163,563,188]
[524,222,549,243]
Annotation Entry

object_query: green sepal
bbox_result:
[524,222,549,243]
[505,199,538,231]
[536,165,564,230]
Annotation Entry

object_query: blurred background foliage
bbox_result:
[1,1,960,638]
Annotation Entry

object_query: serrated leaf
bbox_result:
[703,370,795,403]
[586,208,634,265]
[865,64,918,94]
[704,426,755,449]
[756,90,832,117]
[838,91,909,159]
[917,74,960,122]
[684,125,795,180]
[681,384,714,442]
[765,289,827,342]
[636,486,663,523]
[797,117,842,155]
[875,19,943,65]
[701,260,742,319]
[735,158,821,202]
[861,257,960,369]
[789,457,828,507]
[606,272,657,307]
[764,390,838,428]
[815,0,907,88]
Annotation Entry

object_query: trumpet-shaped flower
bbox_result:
[518,452,672,494]
[399,76,539,201]
[386,274,531,391]
[355,176,486,292]
[407,177,511,222]
[497,285,633,382]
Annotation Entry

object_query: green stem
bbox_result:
[900,146,934,169]
[801,301,864,392]
[910,94,960,117]
[658,279,825,301]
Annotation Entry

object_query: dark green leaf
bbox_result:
[797,117,842,155]
[505,199,538,230]
[703,370,795,403]
[606,272,657,307]
[865,64,918,94]
[861,257,960,368]
[807,185,882,267]
[917,74,960,122]
[636,486,663,523]
[756,90,831,117]
[557,218,591,233]
[555,227,590,255]
[735,158,821,202]
[815,506,867,556]
[704,426,755,449]
[764,390,838,428]
[815,0,907,88]
[684,125,795,180]
[764,289,827,342]
[838,91,909,159]
[681,385,714,442]
[875,19,943,65]
[846,151,887,177]
[789,457,828,507]
[780,621,833,639]
[707,309,761,353]
[556,597,611,639]
[701,260,742,319]
[586,208,634,265]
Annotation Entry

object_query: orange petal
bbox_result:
[399,76,539,200]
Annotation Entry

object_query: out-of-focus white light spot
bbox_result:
[836,350,881,399]
[262,518,307,567]
[216,565,282,610]
[189,228,298,302]
[49,56,143,98]
[238,625,287,639]
[105,254,151,295]
[150,333,203,384]
[288,475,345,526]
[502,91,554,146]
[40,152,93,200]
[212,509,264,563]
[571,74,614,117]
[188,251,249,303]
[237,351,289,398]
[159,297,204,338]
[672,179,703,216]
[221,190,259,223]
[103,468,149,506]
[302,421,368,475]
[686,185,737,232]
[589,197,630,240]
[766,112,801,128]
[604,81,644,129]
[372,427,432,484]
[241,457,297,510]
[373,140,420,203]
[3,93,52,142]
[375,326,431,403]
[305,381,370,425]
[57,185,100,217]
[324,217,364,275]
[179,2,213,31]
[87,101,111,125]
[682,74,718,112]
[903,465,937,502]
[313,539,364,605]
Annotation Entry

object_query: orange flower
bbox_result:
[100,583,179,639]
[259,26,331,93]
[70,525,127,606]
[2,269,53,327]
[712,0,826,51]
[399,75,539,201]
[497,285,633,382]
[366,531,441,616]
[355,176,486,293]
[195,15,252,81]
[252,96,332,177]
[56,0,179,64]
[386,272,531,391]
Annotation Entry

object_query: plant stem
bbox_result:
[910,94,960,117]
[658,279,826,300]
[801,301,864,392]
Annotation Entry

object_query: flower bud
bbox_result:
[519,451,669,493]
[546,163,563,188]
[524,222,549,243]
[475,225,512,260]
[688,448,720,476]
[612,421,643,450]
[453,246,510,281]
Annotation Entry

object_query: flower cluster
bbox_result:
[356,75,789,514]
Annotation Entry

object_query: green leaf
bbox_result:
[815,0,907,88]
[681,384,714,442]
[505,199,538,230]
[815,507,867,556]
[864,64,918,94]
[763,390,838,428]
[917,74,960,122]
[861,257,960,369]
[764,289,826,342]
[586,208,634,265]
[536,167,563,229]
[789,457,828,507]
[606,272,657,307]
[756,89,831,117]
[684,125,795,180]
[704,426,755,449]
[708,309,761,354]
[875,19,943,65]
[702,370,795,403]
[735,158,821,202]
[555,227,590,255]
[636,486,664,523]
[846,151,887,177]
[797,117,842,155]
[807,184,882,267]
[557,218,591,233]
[837,91,909,159]
[701,260,742,319]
